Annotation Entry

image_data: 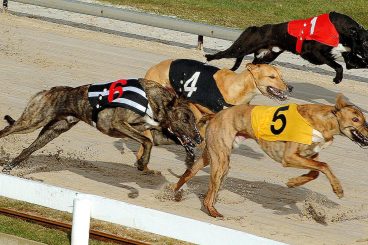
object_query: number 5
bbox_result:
[270,106,289,135]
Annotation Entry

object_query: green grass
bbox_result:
[0,197,190,245]
[99,0,368,28]
[0,215,111,245]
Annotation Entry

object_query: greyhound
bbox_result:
[0,78,201,174]
[173,94,368,217]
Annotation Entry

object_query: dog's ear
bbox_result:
[335,93,349,111]
[245,63,259,71]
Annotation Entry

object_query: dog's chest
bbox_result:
[88,79,153,124]
[169,59,231,112]
[301,135,333,157]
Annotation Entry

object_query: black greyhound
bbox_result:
[206,12,368,84]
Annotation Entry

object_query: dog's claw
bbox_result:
[333,77,342,84]
[1,166,11,175]
[332,183,344,198]
[142,169,162,176]
[207,207,224,218]
[136,159,145,171]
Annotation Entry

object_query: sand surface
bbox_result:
[1,13,368,244]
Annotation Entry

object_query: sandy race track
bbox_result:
[1,13,368,244]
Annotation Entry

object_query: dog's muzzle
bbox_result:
[287,85,294,92]
[350,129,368,147]
[266,86,288,101]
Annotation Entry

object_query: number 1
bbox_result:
[310,17,317,35]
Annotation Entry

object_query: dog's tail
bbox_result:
[4,115,15,125]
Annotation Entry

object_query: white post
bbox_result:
[71,198,91,245]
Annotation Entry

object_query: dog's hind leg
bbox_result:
[287,170,320,188]
[2,119,78,173]
[0,116,50,139]
[230,57,245,71]
[206,26,266,71]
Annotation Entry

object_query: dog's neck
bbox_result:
[298,104,341,141]
[214,69,258,105]
[140,80,174,125]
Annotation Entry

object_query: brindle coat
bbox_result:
[173,94,368,217]
[0,79,200,174]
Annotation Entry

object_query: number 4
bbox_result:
[184,72,200,97]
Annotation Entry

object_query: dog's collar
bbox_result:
[246,67,260,89]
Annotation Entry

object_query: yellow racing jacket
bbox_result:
[251,104,315,145]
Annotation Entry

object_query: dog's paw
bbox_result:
[136,159,145,171]
[286,178,299,188]
[142,169,162,176]
[333,77,342,84]
[207,206,224,218]
[332,184,344,198]
[1,165,11,175]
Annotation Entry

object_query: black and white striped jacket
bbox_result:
[88,79,153,124]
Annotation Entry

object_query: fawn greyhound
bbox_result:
[173,94,368,217]
[0,79,201,174]
[141,59,292,165]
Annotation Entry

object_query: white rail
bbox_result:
[0,174,285,244]
[10,0,242,41]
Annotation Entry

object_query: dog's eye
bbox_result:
[352,117,360,122]
[269,75,276,79]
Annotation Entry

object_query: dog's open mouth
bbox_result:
[167,127,200,157]
[178,135,196,157]
[351,129,368,147]
[266,86,288,101]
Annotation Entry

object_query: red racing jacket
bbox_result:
[287,13,340,53]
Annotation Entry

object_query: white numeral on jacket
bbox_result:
[184,72,200,97]
[310,17,317,35]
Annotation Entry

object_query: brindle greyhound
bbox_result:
[0,79,201,174]
[141,60,292,165]
[173,94,368,217]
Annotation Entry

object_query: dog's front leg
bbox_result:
[136,129,153,166]
[312,52,344,83]
[282,142,343,198]
[286,153,320,187]
[111,121,157,174]
[343,52,368,69]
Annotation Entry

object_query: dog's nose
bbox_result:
[287,85,294,92]
[194,134,202,144]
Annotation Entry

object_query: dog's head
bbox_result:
[164,96,202,154]
[246,63,292,101]
[333,94,368,147]
[351,28,368,60]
